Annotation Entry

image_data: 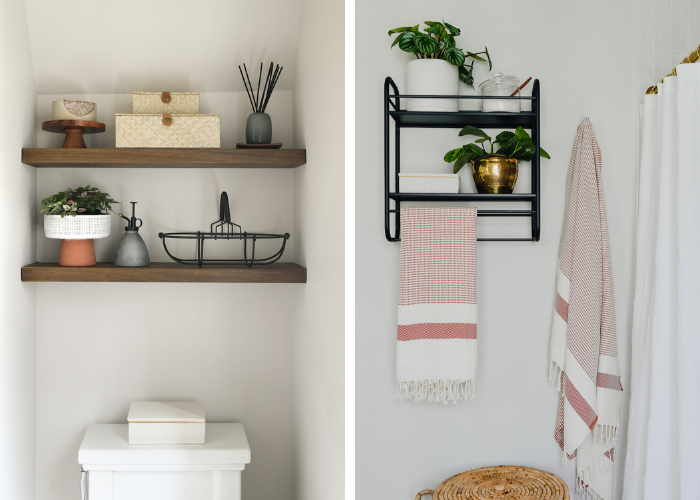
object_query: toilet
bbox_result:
[78,423,251,500]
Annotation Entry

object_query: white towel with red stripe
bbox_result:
[397,207,477,403]
[549,118,622,500]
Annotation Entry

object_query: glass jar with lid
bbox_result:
[479,73,521,113]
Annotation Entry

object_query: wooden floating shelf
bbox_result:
[21,148,306,168]
[21,262,307,283]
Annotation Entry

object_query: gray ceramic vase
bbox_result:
[246,112,272,144]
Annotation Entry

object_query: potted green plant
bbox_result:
[444,126,550,194]
[39,185,119,266]
[388,21,491,112]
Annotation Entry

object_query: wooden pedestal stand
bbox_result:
[42,120,105,148]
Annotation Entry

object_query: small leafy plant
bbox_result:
[445,126,551,173]
[39,185,119,218]
[388,21,492,86]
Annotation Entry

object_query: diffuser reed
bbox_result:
[238,62,283,114]
[239,62,283,144]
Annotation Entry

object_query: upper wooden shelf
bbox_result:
[21,262,307,283]
[21,148,306,168]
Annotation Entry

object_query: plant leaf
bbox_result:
[494,131,515,144]
[442,34,455,49]
[515,126,529,140]
[388,26,412,35]
[466,143,487,157]
[539,147,551,159]
[443,22,461,36]
[453,150,484,173]
[466,52,486,62]
[390,32,405,48]
[414,32,439,55]
[511,152,534,161]
[425,25,442,37]
[444,47,465,66]
[453,154,471,173]
[458,125,490,141]
[485,46,492,70]
[495,136,519,157]
[398,31,417,52]
[444,146,469,163]
[459,64,474,86]
[474,138,487,144]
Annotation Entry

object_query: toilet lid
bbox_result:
[79,423,251,471]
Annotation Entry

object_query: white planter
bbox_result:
[458,80,482,111]
[406,59,459,112]
[44,214,111,240]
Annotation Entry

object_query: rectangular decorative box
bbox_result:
[132,92,200,114]
[128,402,206,445]
[115,114,220,148]
[398,173,460,193]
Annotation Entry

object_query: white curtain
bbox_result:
[623,64,700,499]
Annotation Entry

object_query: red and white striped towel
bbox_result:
[550,118,622,500]
[397,207,477,403]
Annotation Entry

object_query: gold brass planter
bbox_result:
[472,156,519,194]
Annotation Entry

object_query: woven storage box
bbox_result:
[416,465,569,500]
[44,214,111,240]
[116,114,220,148]
[128,402,206,445]
[132,92,199,114]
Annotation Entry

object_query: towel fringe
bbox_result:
[396,379,475,404]
[575,474,607,500]
[549,357,563,388]
[593,424,619,446]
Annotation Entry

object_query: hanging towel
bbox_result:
[397,207,477,403]
[549,118,622,500]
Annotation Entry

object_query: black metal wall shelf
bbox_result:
[384,77,541,242]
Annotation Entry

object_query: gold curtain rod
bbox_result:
[646,44,700,94]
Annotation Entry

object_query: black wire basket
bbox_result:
[158,192,290,268]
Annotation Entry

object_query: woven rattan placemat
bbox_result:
[416,465,569,500]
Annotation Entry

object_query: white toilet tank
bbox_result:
[78,423,251,500]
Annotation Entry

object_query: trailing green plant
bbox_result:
[445,126,551,173]
[388,21,492,86]
[39,185,119,218]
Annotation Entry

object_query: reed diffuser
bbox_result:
[238,62,283,144]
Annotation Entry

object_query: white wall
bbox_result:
[34,85,300,500]
[36,284,296,500]
[24,0,303,94]
[356,2,636,499]
[0,1,37,500]
[291,0,345,498]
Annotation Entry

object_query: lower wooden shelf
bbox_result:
[21,262,307,283]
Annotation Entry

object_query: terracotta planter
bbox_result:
[59,239,96,266]
[471,156,519,194]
